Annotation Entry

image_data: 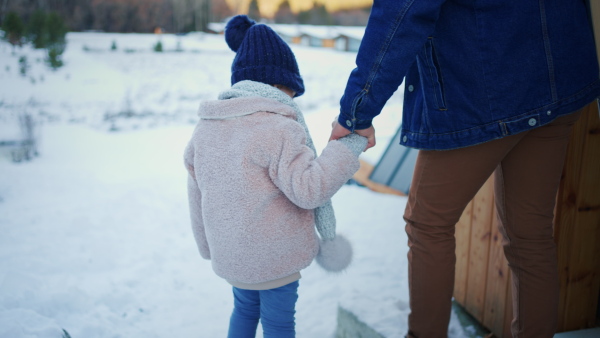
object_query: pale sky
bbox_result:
[226,0,373,18]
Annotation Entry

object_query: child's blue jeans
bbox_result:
[227,281,299,338]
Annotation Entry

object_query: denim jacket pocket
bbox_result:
[419,38,447,110]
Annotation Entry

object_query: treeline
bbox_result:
[269,1,371,26]
[2,9,67,69]
[0,0,219,33]
[0,0,371,34]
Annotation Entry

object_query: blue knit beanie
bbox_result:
[225,15,305,97]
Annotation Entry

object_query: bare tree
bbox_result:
[0,0,235,33]
[170,0,210,33]
[170,0,183,32]
[211,0,232,22]
[195,0,211,32]
[1,0,10,20]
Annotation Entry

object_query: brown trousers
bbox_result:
[403,111,582,338]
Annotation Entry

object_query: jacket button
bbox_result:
[403,135,408,143]
[528,118,537,126]
[547,110,552,116]
[408,85,414,92]
[346,120,352,127]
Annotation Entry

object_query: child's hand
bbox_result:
[330,119,376,151]
[337,133,368,156]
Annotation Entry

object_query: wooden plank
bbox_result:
[554,106,585,330]
[464,176,495,321]
[482,206,511,337]
[591,0,600,66]
[570,102,600,328]
[454,200,474,305]
[353,159,406,196]
[503,272,514,338]
[554,102,600,331]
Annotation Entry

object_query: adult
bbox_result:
[330,1,600,337]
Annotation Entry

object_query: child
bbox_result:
[184,15,367,338]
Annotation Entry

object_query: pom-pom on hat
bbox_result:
[225,15,305,97]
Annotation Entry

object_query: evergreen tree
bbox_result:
[19,56,29,76]
[27,10,48,49]
[247,0,260,21]
[31,11,68,70]
[274,0,296,24]
[2,12,25,47]
[154,40,163,52]
[298,2,332,25]
[297,9,311,25]
[46,47,64,70]
[313,4,332,25]
[46,12,68,47]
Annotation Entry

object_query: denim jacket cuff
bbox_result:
[337,114,373,131]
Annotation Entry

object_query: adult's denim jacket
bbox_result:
[339,0,600,150]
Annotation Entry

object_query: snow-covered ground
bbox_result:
[0,31,469,337]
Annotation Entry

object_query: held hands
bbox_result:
[329,119,376,151]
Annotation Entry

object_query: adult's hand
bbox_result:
[329,120,352,140]
[329,120,376,151]
[355,126,376,150]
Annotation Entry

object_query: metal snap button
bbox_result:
[528,118,537,126]
[346,120,352,127]
[403,135,408,143]
[408,85,414,92]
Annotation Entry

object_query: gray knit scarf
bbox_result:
[219,80,337,240]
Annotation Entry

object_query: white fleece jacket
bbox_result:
[184,95,365,286]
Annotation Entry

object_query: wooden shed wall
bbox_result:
[453,101,600,337]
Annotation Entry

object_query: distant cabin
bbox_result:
[298,33,333,47]
[334,34,362,52]
[205,22,367,52]
[333,27,365,52]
